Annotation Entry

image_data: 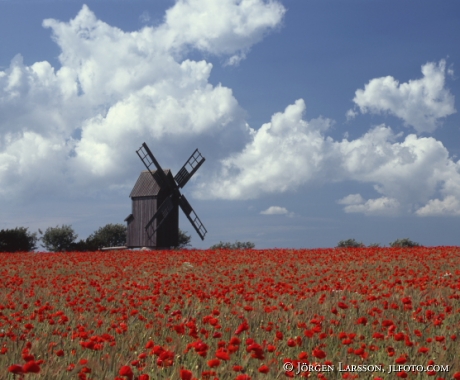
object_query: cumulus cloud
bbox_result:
[196,97,460,217]
[260,206,292,216]
[338,196,400,216]
[158,0,286,65]
[195,99,334,200]
[416,196,460,216]
[0,1,285,199]
[1,1,459,221]
[348,60,456,133]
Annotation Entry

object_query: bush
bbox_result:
[389,238,421,248]
[0,227,38,252]
[39,225,78,252]
[336,238,364,248]
[87,223,127,249]
[210,241,255,250]
[175,229,192,249]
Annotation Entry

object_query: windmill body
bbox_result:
[125,170,179,248]
[125,142,207,249]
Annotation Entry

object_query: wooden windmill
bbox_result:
[125,142,207,249]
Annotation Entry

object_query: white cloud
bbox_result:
[1,2,459,222]
[196,97,460,217]
[195,99,334,200]
[416,196,460,216]
[260,206,291,215]
[158,0,286,64]
[0,1,285,199]
[337,194,365,205]
[349,60,456,133]
[340,196,400,216]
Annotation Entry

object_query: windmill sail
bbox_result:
[179,195,207,240]
[136,143,173,190]
[174,149,205,188]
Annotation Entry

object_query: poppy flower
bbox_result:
[258,364,269,374]
[23,361,41,374]
[180,369,193,380]
[8,364,24,374]
[207,358,220,368]
[215,350,230,360]
[395,355,407,364]
[119,365,133,376]
[312,348,326,359]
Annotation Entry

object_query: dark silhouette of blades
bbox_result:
[174,149,205,188]
[145,195,174,239]
[136,142,173,190]
[179,195,207,240]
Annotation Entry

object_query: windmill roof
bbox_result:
[129,170,171,197]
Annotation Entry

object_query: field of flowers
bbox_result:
[1,247,460,379]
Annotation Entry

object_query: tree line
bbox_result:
[0,224,193,252]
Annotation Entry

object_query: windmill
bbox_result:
[125,142,207,249]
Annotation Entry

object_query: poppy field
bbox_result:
[1,247,460,379]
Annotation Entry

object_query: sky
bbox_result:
[1,0,460,249]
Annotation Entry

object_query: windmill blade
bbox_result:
[179,195,207,240]
[145,195,175,239]
[174,149,205,188]
[136,142,173,190]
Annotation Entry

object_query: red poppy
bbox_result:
[215,350,230,360]
[395,355,407,364]
[236,375,251,380]
[207,358,220,368]
[23,361,41,374]
[8,364,24,374]
[312,348,326,359]
[180,369,193,380]
[258,365,269,374]
[119,365,133,376]
[287,338,296,347]
[418,347,429,354]
[235,321,249,335]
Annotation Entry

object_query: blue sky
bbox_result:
[1,0,460,249]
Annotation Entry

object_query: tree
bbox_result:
[87,223,127,249]
[336,238,364,248]
[39,225,78,252]
[175,229,192,249]
[210,241,255,249]
[389,238,421,248]
[0,227,37,252]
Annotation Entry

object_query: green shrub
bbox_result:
[87,223,127,249]
[0,227,37,252]
[39,225,78,252]
[336,238,364,248]
[175,229,192,249]
[210,241,255,249]
[389,238,421,248]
